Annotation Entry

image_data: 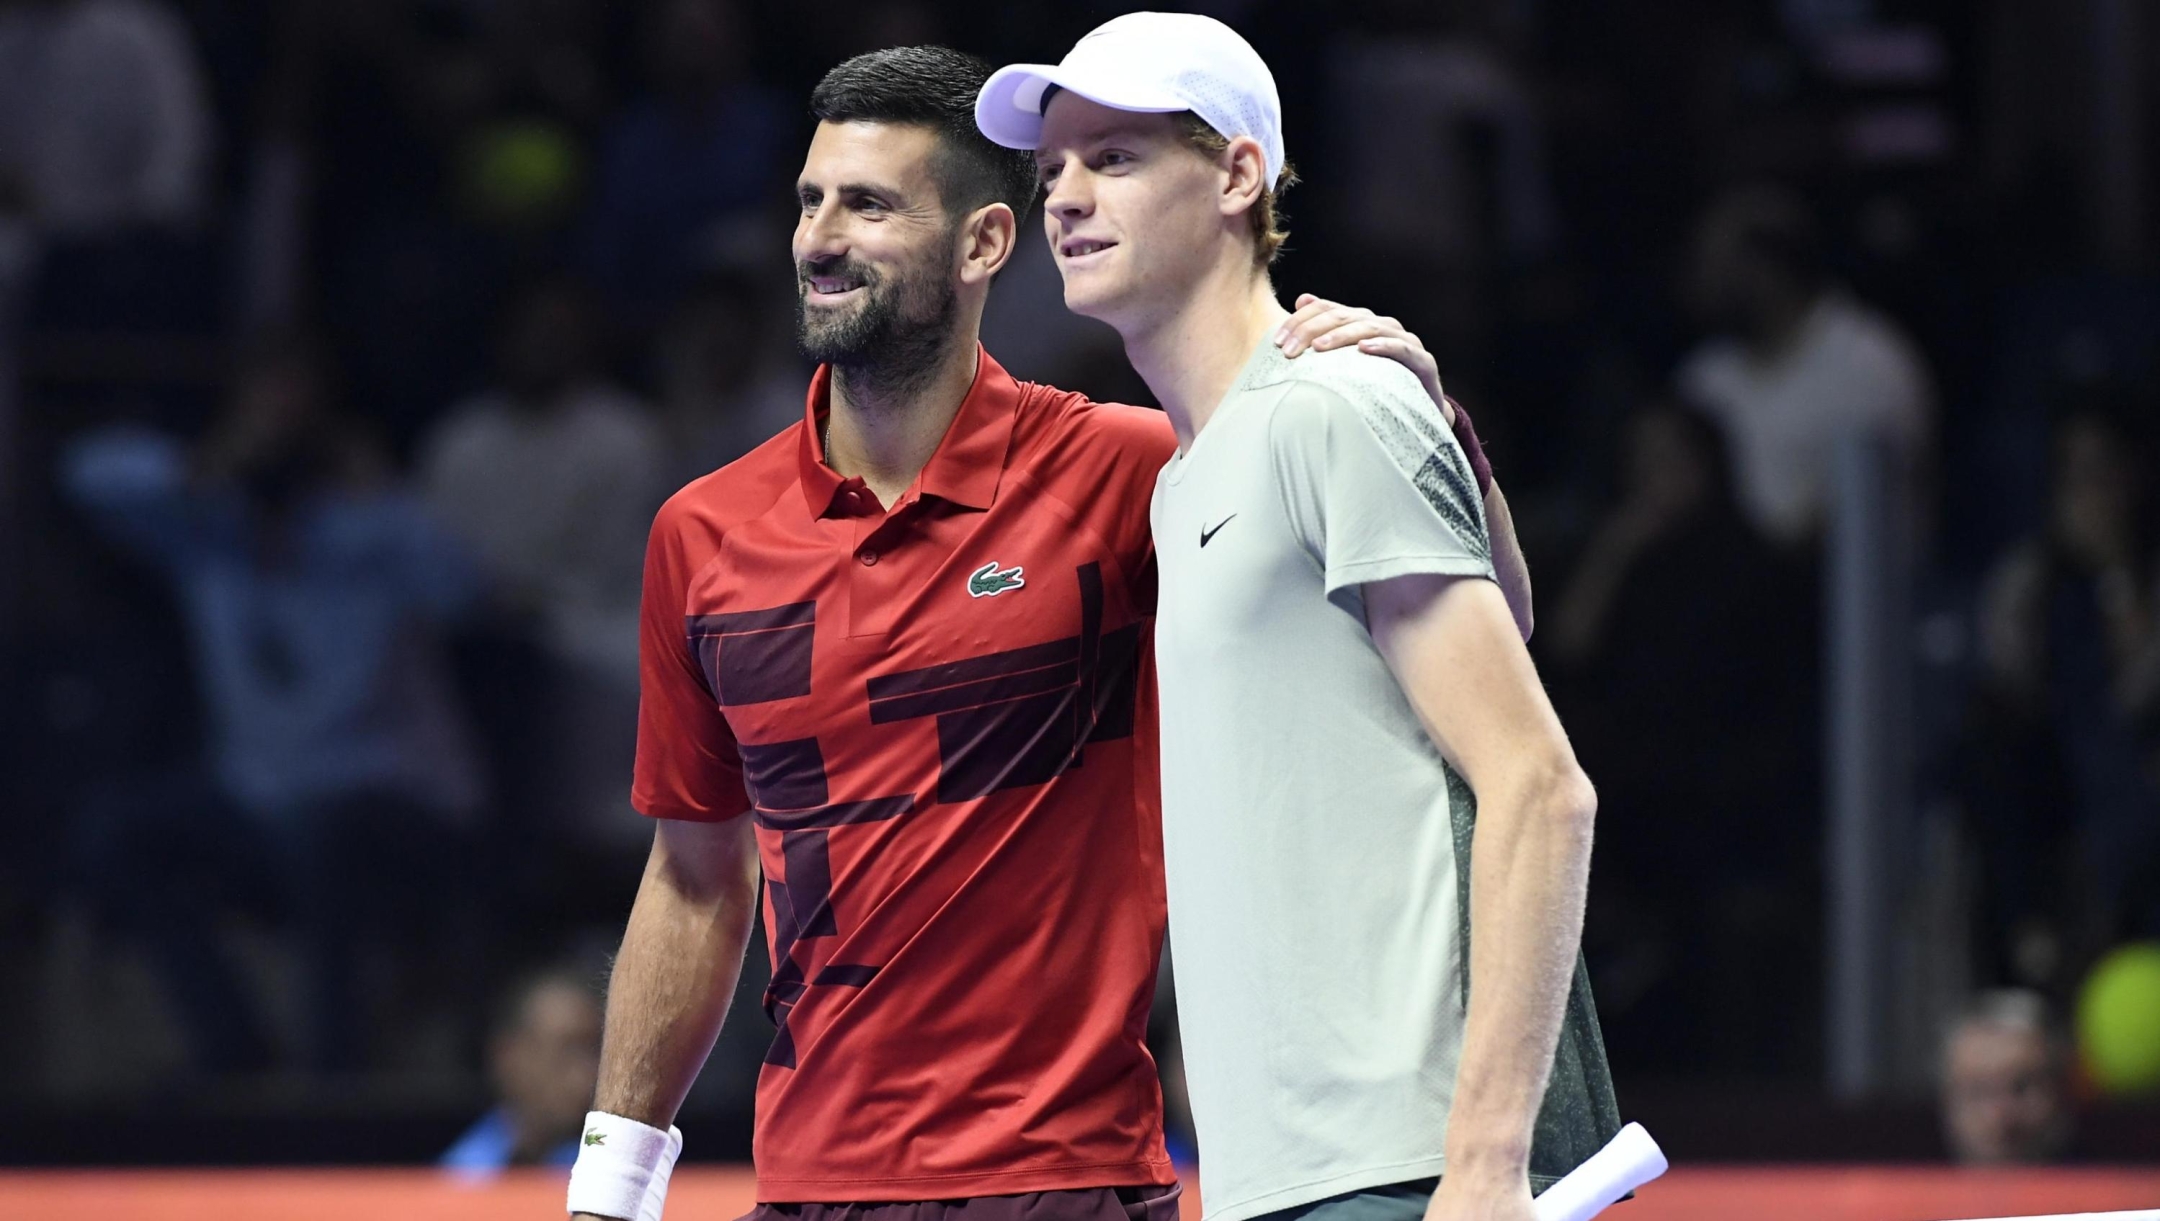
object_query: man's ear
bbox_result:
[1219,136,1268,220]
[958,201,1019,286]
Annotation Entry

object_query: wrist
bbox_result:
[1445,396,1495,498]
[1443,1123,1532,1183]
[1443,1146,1530,1187]
[567,1111,683,1221]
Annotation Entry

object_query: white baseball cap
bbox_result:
[976,11,1287,186]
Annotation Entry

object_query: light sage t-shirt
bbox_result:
[1150,338,1619,1221]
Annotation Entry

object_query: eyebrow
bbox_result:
[798,180,909,201]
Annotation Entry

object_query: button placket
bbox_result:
[847,506,920,638]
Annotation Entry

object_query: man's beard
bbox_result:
[795,250,959,400]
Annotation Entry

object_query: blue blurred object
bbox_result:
[440,1106,580,1175]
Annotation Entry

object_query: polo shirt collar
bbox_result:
[796,345,1020,516]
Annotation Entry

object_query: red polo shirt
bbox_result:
[633,347,1179,1202]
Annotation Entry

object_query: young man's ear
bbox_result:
[1219,136,1268,220]
[959,202,1020,284]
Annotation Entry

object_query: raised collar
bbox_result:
[795,344,1021,517]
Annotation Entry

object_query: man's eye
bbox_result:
[1099,150,1131,168]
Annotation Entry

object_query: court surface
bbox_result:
[2,1165,2157,1221]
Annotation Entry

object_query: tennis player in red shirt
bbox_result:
[566,45,1526,1221]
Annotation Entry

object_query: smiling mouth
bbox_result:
[1060,239,1117,260]
[804,275,867,301]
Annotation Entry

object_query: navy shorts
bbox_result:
[1248,1179,1436,1221]
[741,1182,1184,1221]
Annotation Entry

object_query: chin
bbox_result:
[1060,274,1127,326]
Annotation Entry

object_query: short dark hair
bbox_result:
[810,46,1039,224]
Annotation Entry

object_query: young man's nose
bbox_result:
[1043,167,1092,218]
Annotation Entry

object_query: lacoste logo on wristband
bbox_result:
[584,1129,607,1146]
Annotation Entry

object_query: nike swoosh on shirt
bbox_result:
[1200,515,1236,547]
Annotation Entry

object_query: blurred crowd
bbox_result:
[1,0,2158,1164]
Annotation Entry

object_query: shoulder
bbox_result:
[650,425,802,553]
[1019,381,1177,466]
[1676,340,1745,403]
[1285,343,1433,406]
[1822,297,1931,382]
[1266,347,1450,454]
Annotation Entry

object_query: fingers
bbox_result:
[1278,300,1377,356]
[1303,318,1406,352]
[1353,337,1452,423]
[1274,296,1352,353]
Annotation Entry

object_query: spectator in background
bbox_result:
[423,276,660,681]
[1941,990,2074,1165]
[1966,394,2160,982]
[421,276,663,848]
[1548,400,1818,1073]
[0,0,211,237]
[1677,185,1933,547]
[581,0,785,325]
[60,336,486,1074]
[651,270,806,489]
[442,965,603,1175]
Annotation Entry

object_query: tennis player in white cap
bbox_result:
[981,15,1622,1221]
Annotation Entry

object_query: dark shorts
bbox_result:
[741,1183,1183,1221]
[1249,1178,1436,1221]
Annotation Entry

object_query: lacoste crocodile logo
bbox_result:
[967,561,1026,598]
[584,1129,607,1147]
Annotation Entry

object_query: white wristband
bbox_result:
[567,1111,684,1221]
[636,1126,684,1221]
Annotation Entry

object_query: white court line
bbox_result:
[1944,1201,2160,1210]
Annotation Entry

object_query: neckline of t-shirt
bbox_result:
[1165,334,1292,486]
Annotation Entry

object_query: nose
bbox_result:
[794,204,849,266]
[1043,160,1092,224]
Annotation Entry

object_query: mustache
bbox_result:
[796,258,880,290]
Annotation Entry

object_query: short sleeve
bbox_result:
[631,497,751,822]
[1268,377,1496,601]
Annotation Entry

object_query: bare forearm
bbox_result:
[1445,766,1595,1179]
[1484,484,1534,641]
[593,832,760,1126]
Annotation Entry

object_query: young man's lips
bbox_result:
[1060,239,1118,260]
